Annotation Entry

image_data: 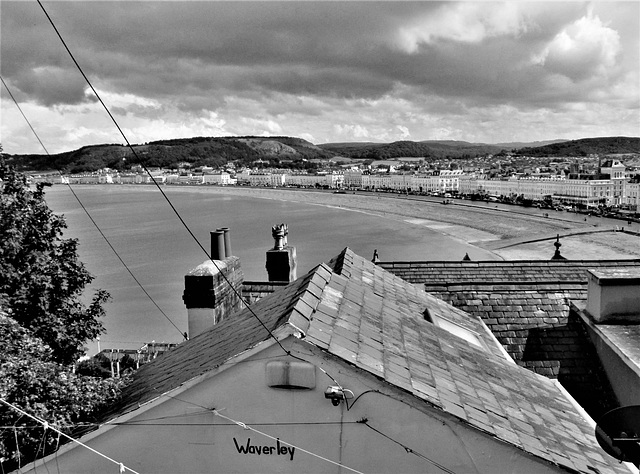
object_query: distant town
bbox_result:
[28,151,640,218]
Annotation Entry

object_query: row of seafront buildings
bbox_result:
[56,157,640,210]
[342,159,638,209]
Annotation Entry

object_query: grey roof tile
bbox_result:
[94,249,631,474]
[380,258,640,421]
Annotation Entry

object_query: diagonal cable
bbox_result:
[1,74,185,340]
[36,0,288,354]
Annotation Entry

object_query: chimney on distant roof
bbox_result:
[183,227,244,338]
[586,268,640,323]
[266,223,297,282]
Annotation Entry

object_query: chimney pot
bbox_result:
[217,227,232,257]
[210,230,226,260]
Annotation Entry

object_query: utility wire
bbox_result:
[36,0,288,355]
[212,409,365,474]
[1,73,185,341]
[0,76,49,154]
[33,8,354,461]
[0,398,140,474]
[143,390,365,473]
[357,419,457,474]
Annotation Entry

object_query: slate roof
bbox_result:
[100,263,331,421]
[379,259,640,419]
[101,250,627,473]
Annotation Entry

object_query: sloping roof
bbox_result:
[103,250,625,473]
[100,263,332,420]
[378,260,640,287]
[379,259,640,418]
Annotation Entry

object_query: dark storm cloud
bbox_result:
[2,1,635,110]
[1,1,638,153]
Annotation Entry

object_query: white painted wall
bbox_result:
[26,340,572,474]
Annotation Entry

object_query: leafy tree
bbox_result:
[0,311,129,471]
[0,161,128,470]
[0,161,109,365]
[76,353,113,378]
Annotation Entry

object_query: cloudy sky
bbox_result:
[1,1,639,154]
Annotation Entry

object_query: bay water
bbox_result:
[44,185,497,353]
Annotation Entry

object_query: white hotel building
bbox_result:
[470,159,631,208]
[351,170,463,194]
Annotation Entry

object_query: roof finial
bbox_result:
[551,234,566,260]
[372,249,379,263]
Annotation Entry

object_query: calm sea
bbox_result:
[44,185,498,353]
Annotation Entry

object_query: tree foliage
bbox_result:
[0,162,108,365]
[513,137,640,157]
[0,161,128,470]
[0,312,129,471]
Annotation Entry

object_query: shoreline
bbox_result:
[73,184,640,261]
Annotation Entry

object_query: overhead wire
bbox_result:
[212,409,365,474]
[24,3,370,471]
[31,1,355,402]
[35,0,288,355]
[357,419,457,474]
[142,389,366,473]
[0,398,140,474]
[0,74,186,341]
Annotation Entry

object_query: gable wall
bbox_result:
[29,340,568,474]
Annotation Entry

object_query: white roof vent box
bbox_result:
[266,360,316,390]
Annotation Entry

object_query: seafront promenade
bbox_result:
[152,185,640,261]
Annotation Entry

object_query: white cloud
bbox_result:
[396,125,411,139]
[96,89,161,109]
[240,117,283,135]
[397,2,529,53]
[333,124,372,140]
[533,11,621,81]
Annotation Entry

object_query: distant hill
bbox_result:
[5,135,638,173]
[4,136,333,173]
[319,140,504,159]
[316,142,380,149]
[495,139,568,149]
[319,137,640,159]
[513,137,640,157]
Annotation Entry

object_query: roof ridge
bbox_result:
[379,259,640,265]
[324,247,355,275]
[285,263,334,336]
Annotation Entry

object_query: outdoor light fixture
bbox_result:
[324,386,354,406]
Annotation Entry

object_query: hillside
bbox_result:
[319,137,640,160]
[513,137,640,157]
[318,140,504,159]
[4,135,638,173]
[4,136,333,173]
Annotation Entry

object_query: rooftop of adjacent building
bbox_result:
[378,257,640,420]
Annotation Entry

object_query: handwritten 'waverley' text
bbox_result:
[233,438,295,461]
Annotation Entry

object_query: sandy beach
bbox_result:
[167,185,640,261]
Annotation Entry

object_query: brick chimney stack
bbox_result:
[265,223,297,282]
[183,227,244,338]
